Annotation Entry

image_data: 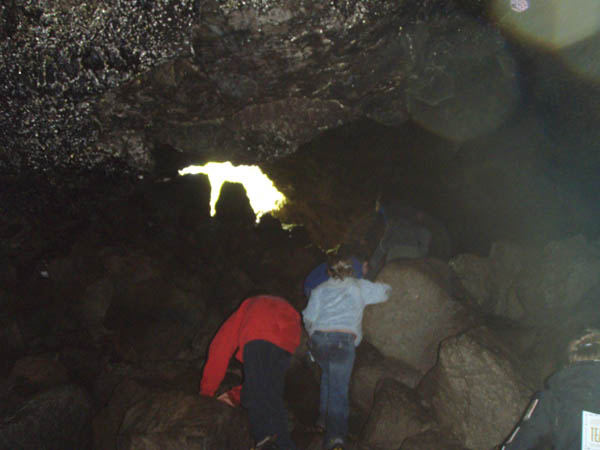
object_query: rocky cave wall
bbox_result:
[2,2,600,447]
[2,0,600,262]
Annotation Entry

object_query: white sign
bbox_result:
[582,410,600,449]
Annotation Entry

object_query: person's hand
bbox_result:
[362,261,369,276]
[217,391,235,407]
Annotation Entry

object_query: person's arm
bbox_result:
[368,240,387,280]
[218,385,242,407]
[199,305,244,397]
[502,391,553,450]
[302,291,321,336]
[359,279,391,305]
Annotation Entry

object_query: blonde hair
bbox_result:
[328,258,355,280]
[568,328,600,364]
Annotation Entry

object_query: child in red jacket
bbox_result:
[200,295,301,450]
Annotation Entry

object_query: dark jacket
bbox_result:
[502,361,600,449]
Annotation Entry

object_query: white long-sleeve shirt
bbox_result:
[302,277,391,346]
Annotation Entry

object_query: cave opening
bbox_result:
[178,161,286,222]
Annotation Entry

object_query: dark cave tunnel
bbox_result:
[3,0,600,448]
[3,111,600,450]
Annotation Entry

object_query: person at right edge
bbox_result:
[302,256,391,450]
[501,328,600,449]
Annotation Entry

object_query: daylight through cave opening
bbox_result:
[178,162,286,222]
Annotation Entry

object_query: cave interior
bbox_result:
[2,0,600,449]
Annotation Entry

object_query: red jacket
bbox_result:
[199,295,301,403]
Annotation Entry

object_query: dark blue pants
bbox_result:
[241,340,296,450]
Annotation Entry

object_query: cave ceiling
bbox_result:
[1,0,526,174]
[2,0,600,256]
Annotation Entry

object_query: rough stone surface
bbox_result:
[0,384,93,450]
[0,0,516,179]
[350,341,422,413]
[449,253,492,311]
[9,356,70,396]
[116,390,251,450]
[359,377,435,449]
[418,326,531,450]
[398,430,469,450]
[363,259,478,373]
[518,235,600,317]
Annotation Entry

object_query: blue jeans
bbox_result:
[241,340,296,450]
[310,331,356,447]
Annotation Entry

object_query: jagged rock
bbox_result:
[350,341,422,413]
[456,236,600,322]
[93,379,149,450]
[0,316,24,367]
[116,390,252,450]
[406,16,519,142]
[92,360,205,410]
[214,181,256,225]
[418,326,531,450]
[0,0,521,182]
[398,429,469,450]
[518,235,600,317]
[359,378,435,449]
[103,250,161,284]
[449,253,492,312]
[79,277,115,326]
[8,355,69,397]
[140,175,212,228]
[115,316,195,362]
[0,384,93,450]
[363,259,478,373]
[104,277,208,330]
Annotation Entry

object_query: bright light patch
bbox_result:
[494,0,600,48]
[178,162,286,222]
[510,0,529,13]
[493,0,600,80]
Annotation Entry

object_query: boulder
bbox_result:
[359,378,435,450]
[398,430,469,450]
[363,259,477,373]
[9,355,69,396]
[518,235,600,317]
[418,327,531,450]
[115,316,195,362]
[460,236,600,322]
[487,241,536,320]
[215,181,256,226]
[79,277,115,325]
[0,316,24,366]
[448,253,492,311]
[350,341,422,413]
[0,384,92,450]
[116,390,252,450]
[93,379,149,450]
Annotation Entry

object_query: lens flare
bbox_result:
[493,0,600,81]
[510,0,529,13]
